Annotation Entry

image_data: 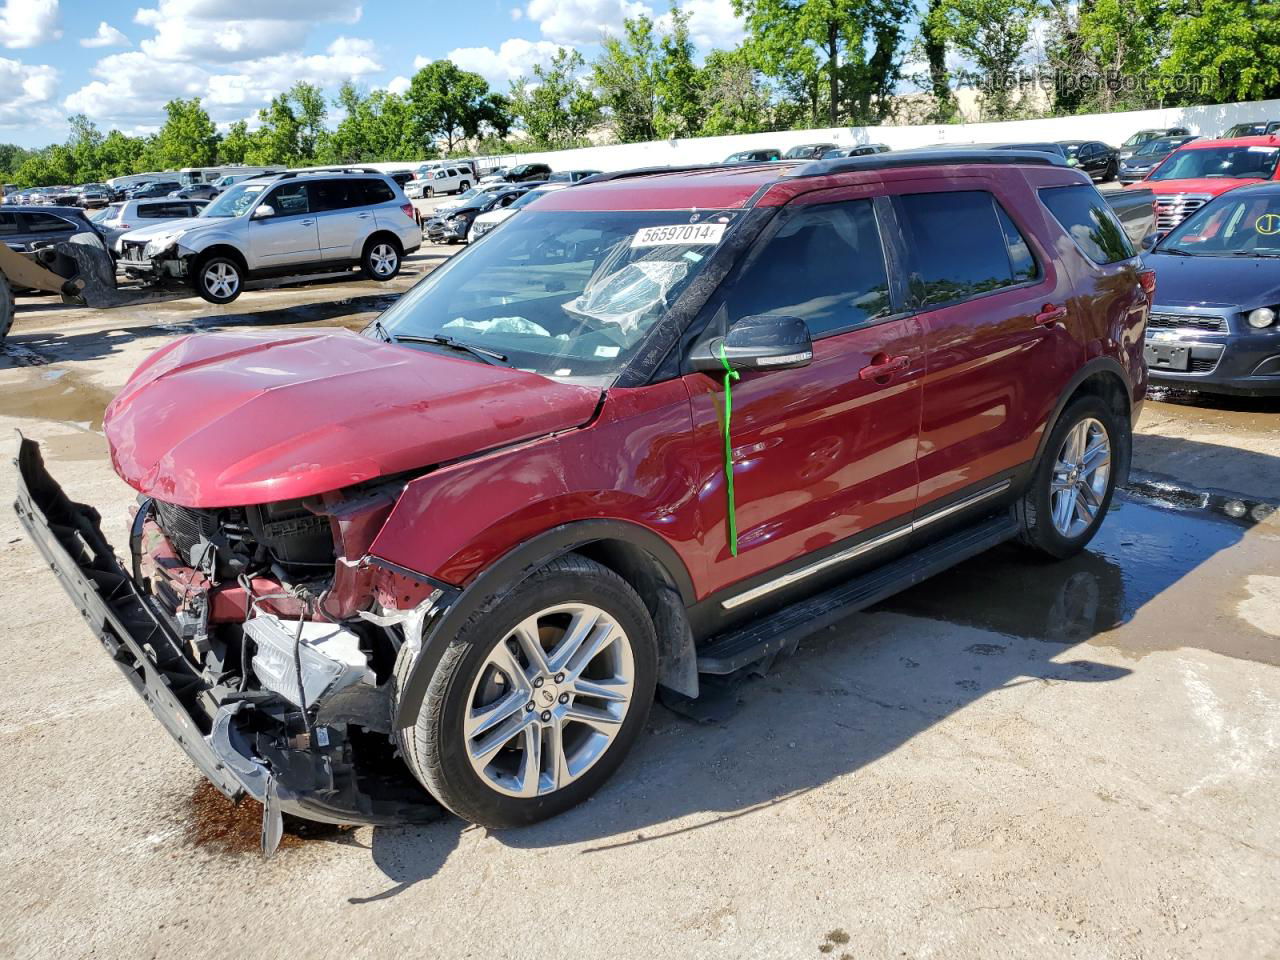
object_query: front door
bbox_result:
[249,182,320,268]
[684,191,924,601]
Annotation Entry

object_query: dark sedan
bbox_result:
[169,183,219,200]
[1144,183,1280,395]
[424,183,541,243]
[1058,140,1119,181]
[0,205,102,252]
[1118,135,1200,184]
[127,180,181,199]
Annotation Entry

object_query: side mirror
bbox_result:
[251,204,275,220]
[1140,233,1158,251]
[692,315,814,374]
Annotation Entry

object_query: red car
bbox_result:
[1128,134,1280,232]
[16,151,1151,843]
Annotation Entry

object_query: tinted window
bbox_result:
[265,182,309,216]
[727,199,891,337]
[22,213,73,233]
[895,190,1029,305]
[1039,184,1135,264]
[348,178,395,206]
[995,205,1038,280]
[0,212,17,235]
[307,179,349,211]
[139,203,190,218]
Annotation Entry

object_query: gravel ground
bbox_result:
[0,231,1277,960]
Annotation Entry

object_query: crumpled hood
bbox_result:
[1149,252,1280,309]
[103,329,600,508]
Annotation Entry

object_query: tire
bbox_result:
[425,186,434,198]
[1015,395,1122,559]
[0,273,13,344]
[361,237,401,281]
[193,254,243,304]
[394,553,657,828]
[458,180,470,193]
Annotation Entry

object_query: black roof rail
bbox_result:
[271,166,385,180]
[790,148,1066,178]
[576,163,770,185]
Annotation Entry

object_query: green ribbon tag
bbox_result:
[716,342,741,557]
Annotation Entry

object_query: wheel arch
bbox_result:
[1032,358,1134,487]
[390,518,699,728]
[190,243,247,272]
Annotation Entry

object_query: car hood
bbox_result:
[103,329,601,508]
[1148,252,1280,309]
[117,217,207,244]
[1142,178,1265,196]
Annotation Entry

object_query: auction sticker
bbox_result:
[632,222,727,247]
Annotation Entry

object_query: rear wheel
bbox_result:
[194,254,243,304]
[0,273,13,343]
[425,186,434,198]
[394,554,657,828]
[458,180,470,193]
[1016,396,1120,558]
[361,238,401,280]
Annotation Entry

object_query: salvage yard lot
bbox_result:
[0,242,1277,959]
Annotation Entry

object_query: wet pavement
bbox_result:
[0,246,1276,959]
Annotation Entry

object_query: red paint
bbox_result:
[1131,135,1280,200]
[103,329,599,508]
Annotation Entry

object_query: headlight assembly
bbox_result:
[1247,307,1275,329]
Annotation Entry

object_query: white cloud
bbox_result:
[386,74,410,95]
[524,0,650,45]
[448,38,567,90]
[0,0,61,49]
[134,0,361,62]
[510,6,523,18]
[80,21,129,48]
[656,0,744,50]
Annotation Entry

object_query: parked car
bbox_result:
[723,148,781,163]
[1119,127,1191,161]
[820,144,890,159]
[547,169,602,183]
[1130,135,1280,233]
[503,163,554,183]
[424,182,541,243]
[1143,183,1280,395]
[128,180,182,199]
[429,182,513,214]
[1223,121,1280,138]
[76,184,112,208]
[478,167,510,185]
[468,182,568,240]
[1117,135,1200,184]
[415,166,473,198]
[416,159,478,181]
[783,142,837,160]
[169,183,219,201]
[1058,140,1120,181]
[210,173,258,191]
[15,149,1150,841]
[0,205,103,252]
[116,170,421,303]
[97,198,209,251]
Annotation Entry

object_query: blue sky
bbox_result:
[0,0,745,147]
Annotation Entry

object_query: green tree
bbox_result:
[154,98,219,167]
[1158,0,1280,104]
[218,120,253,164]
[15,146,77,186]
[408,60,510,153]
[64,114,104,181]
[593,14,660,142]
[656,6,704,137]
[509,49,602,149]
[919,0,958,121]
[323,82,423,163]
[929,0,1042,118]
[246,94,303,165]
[697,49,773,135]
[0,143,32,180]
[287,82,328,161]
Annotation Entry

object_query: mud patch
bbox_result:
[1146,389,1280,434]
[0,367,116,427]
[41,429,107,461]
[185,780,348,855]
[1237,575,1280,637]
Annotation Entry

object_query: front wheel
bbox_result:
[194,255,243,304]
[394,554,657,828]
[0,272,13,343]
[458,180,470,193]
[361,239,400,280]
[425,186,434,198]
[1016,395,1121,559]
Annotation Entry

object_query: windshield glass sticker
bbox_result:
[632,222,727,248]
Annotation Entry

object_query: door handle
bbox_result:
[1035,303,1068,326]
[300,219,315,226]
[858,354,910,381]
[356,212,373,219]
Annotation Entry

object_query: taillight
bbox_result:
[1139,268,1156,300]
[401,203,414,219]
[119,223,130,228]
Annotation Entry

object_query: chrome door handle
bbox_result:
[356,212,373,219]
[300,219,315,225]
[858,354,910,381]
[1035,303,1067,326]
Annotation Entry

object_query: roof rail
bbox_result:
[577,163,772,185]
[271,166,385,180]
[790,148,1065,178]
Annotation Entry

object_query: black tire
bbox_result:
[425,185,434,198]
[1016,395,1122,559]
[458,180,470,193]
[193,253,243,304]
[361,237,401,281]
[393,553,657,828]
[0,273,13,344]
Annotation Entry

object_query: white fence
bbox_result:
[394,96,1280,174]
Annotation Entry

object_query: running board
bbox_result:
[695,511,1020,675]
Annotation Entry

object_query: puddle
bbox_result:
[185,780,348,855]
[1146,388,1280,433]
[0,367,116,427]
[877,491,1280,666]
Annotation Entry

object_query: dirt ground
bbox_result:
[0,237,1277,960]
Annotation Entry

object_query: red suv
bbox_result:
[16,151,1151,843]
[1130,134,1280,231]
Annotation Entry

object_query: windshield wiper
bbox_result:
[370,318,392,342]
[1231,249,1280,258]
[390,333,508,364]
[1157,248,1198,256]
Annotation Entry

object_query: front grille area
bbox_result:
[1155,195,1208,232]
[121,240,147,262]
[154,500,220,562]
[1189,357,1219,374]
[1148,311,1227,333]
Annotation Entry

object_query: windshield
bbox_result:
[1148,145,1280,181]
[1062,144,1081,158]
[1123,131,1156,148]
[1227,124,1266,137]
[1135,138,1175,157]
[201,182,266,218]
[1160,192,1280,256]
[375,209,737,383]
[89,205,116,223]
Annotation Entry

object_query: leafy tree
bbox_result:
[656,6,704,137]
[697,49,773,135]
[323,82,423,163]
[919,0,958,121]
[246,94,303,165]
[0,142,31,180]
[154,98,219,168]
[288,82,329,161]
[509,49,602,150]
[408,60,510,153]
[98,130,146,178]
[928,0,1042,118]
[15,146,77,186]
[1159,0,1280,104]
[593,14,660,142]
[65,114,105,181]
[218,120,253,164]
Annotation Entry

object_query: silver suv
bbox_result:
[117,169,422,304]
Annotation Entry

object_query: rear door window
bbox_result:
[307,179,350,211]
[894,190,1036,306]
[0,212,19,236]
[348,178,395,206]
[1039,183,1134,264]
[21,212,74,233]
[727,198,892,337]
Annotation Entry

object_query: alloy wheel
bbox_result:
[463,603,635,798]
[370,244,398,277]
[1050,417,1111,538]
[203,261,239,299]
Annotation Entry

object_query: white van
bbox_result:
[413,166,473,197]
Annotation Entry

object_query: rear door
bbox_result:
[888,176,1082,520]
[249,182,320,268]
[684,188,924,600]
[309,178,365,260]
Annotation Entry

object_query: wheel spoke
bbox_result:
[517,724,542,797]
[571,676,630,703]
[465,687,528,740]
[563,703,623,735]
[469,710,531,765]
[510,616,552,675]
[1053,489,1075,532]
[547,606,601,674]
[1073,489,1095,525]
[545,718,570,792]
[1078,481,1101,511]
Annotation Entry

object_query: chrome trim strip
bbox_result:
[720,479,1012,610]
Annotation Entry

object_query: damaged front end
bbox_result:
[14,437,450,854]
[116,237,190,284]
